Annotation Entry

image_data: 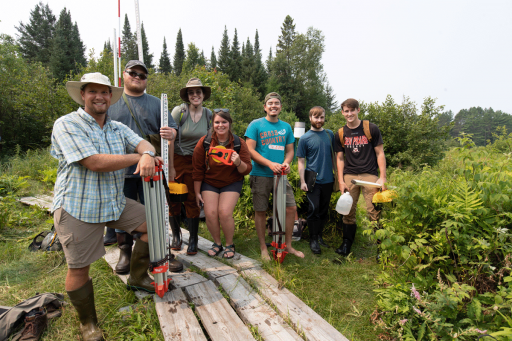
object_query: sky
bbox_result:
[2,0,511,115]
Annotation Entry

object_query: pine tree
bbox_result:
[210,46,217,70]
[50,8,86,81]
[198,50,206,68]
[182,42,200,73]
[173,29,185,76]
[241,37,256,84]
[121,14,137,61]
[266,47,273,74]
[103,40,112,54]
[277,15,296,61]
[158,37,172,74]
[229,28,242,82]
[15,1,56,66]
[253,30,268,96]
[217,26,230,74]
[140,23,154,69]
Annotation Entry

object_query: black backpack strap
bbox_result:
[233,134,241,153]
[203,131,213,151]
[204,108,212,130]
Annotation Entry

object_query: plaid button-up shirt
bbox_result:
[51,108,143,223]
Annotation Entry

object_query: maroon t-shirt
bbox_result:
[334,121,383,176]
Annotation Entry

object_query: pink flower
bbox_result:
[411,284,421,300]
[474,329,487,334]
[399,319,408,325]
[413,306,422,315]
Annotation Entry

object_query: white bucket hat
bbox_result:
[66,72,123,106]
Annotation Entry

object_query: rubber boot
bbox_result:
[103,227,116,246]
[115,232,133,274]
[187,217,199,255]
[169,215,182,250]
[335,223,357,256]
[318,220,330,248]
[308,221,321,255]
[127,240,155,293]
[67,278,103,341]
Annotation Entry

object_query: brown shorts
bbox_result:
[250,175,296,212]
[54,198,146,268]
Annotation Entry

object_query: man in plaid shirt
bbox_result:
[51,73,161,341]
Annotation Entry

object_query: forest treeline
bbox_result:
[2,1,511,161]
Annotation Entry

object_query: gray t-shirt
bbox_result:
[108,92,178,177]
[171,104,209,156]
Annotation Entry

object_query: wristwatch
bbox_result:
[143,150,155,157]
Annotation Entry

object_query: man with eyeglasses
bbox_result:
[245,92,305,261]
[107,60,182,274]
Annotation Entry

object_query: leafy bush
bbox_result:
[372,134,512,339]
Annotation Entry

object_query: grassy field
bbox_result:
[0,149,384,340]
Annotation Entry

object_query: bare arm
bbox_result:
[374,144,387,190]
[336,151,348,193]
[246,138,282,174]
[282,143,294,174]
[298,157,307,192]
[194,180,203,207]
[78,154,141,173]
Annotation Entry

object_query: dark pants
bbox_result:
[306,182,333,222]
[115,178,145,233]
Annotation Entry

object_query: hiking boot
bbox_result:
[187,218,199,255]
[67,278,103,341]
[169,215,182,250]
[318,221,330,248]
[127,240,155,293]
[103,227,117,246]
[19,307,47,341]
[168,253,183,272]
[115,232,133,274]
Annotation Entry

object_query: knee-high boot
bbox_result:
[169,215,182,250]
[67,278,103,341]
[318,220,330,248]
[115,232,133,274]
[335,223,357,256]
[187,217,199,255]
[127,240,155,293]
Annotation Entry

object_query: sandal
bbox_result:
[223,244,235,259]
[208,243,223,257]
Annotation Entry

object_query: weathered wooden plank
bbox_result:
[18,195,53,212]
[242,268,349,341]
[154,288,208,341]
[184,281,255,341]
[215,273,302,341]
[170,271,208,289]
[174,248,237,280]
[178,227,260,270]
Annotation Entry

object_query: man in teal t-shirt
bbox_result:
[245,92,305,261]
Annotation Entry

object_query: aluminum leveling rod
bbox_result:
[142,164,170,298]
[160,94,170,255]
[271,167,288,263]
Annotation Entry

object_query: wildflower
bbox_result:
[411,284,421,300]
[399,319,408,326]
[474,328,487,334]
[413,306,422,315]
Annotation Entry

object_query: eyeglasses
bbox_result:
[187,89,203,96]
[214,108,229,113]
[125,70,147,80]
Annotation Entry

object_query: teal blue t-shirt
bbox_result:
[244,117,295,177]
[297,129,334,184]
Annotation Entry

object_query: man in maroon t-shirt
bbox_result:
[334,98,387,257]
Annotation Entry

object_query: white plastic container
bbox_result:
[336,192,353,215]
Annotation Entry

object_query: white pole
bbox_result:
[134,0,143,63]
[118,0,122,86]
[113,29,118,83]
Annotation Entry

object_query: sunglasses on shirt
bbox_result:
[125,70,147,80]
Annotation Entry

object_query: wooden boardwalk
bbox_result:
[20,195,349,341]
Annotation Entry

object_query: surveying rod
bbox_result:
[271,167,288,263]
[161,94,170,256]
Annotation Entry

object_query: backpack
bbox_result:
[28,226,62,252]
[338,120,372,147]
[176,103,212,152]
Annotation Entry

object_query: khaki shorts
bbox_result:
[250,175,296,212]
[54,198,146,268]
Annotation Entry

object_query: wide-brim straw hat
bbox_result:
[179,78,211,102]
[66,72,123,106]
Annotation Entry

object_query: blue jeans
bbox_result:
[116,178,145,233]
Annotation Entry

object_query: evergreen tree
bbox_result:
[121,14,137,61]
[210,46,217,70]
[217,26,230,74]
[140,23,154,69]
[277,15,296,61]
[49,8,86,81]
[182,42,200,73]
[266,47,273,73]
[103,40,112,54]
[173,29,185,76]
[229,28,242,82]
[158,37,172,74]
[198,50,206,67]
[15,1,56,66]
[241,37,256,84]
[253,30,268,97]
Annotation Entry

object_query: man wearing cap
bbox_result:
[105,60,182,274]
[51,72,161,341]
[245,92,305,260]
